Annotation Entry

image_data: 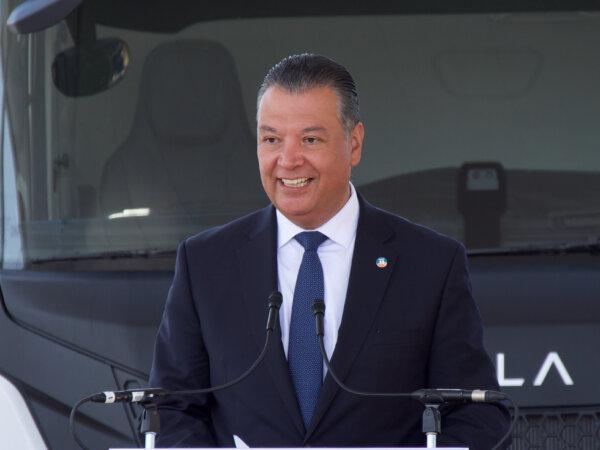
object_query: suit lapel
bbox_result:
[305,199,398,441]
[237,206,305,437]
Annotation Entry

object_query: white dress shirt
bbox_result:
[276,183,359,376]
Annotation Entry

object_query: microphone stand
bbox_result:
[422,404,441,448]
[139,400,160,449]
[417,390,446,449]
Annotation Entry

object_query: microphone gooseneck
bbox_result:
[312,300,413,399]
[70,291,284,450]
[311,299,518,450]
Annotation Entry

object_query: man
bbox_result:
[149,54,510,448]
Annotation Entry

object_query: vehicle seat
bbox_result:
[99,39,266,225]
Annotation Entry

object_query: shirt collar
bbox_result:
[276,182,359,249]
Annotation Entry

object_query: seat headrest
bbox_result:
[139,40,242,146]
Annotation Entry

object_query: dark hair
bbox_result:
[257,53,360,134]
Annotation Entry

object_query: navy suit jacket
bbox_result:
[149,196,510,449]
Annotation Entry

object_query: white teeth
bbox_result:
[281,178,310,187]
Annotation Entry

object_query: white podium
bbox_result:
[111,447,468,450]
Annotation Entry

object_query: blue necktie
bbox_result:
[289,231,328,428]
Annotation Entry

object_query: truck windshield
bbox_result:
[2,1,600,269]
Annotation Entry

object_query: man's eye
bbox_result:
[304,137,320,144]
[263,137,278,144]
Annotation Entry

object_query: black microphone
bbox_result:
[311,299,516,450]
[311,299,506,403]
[89,291,284,403]
[313,298,325,336]
[72,292,284,449]
[267,291,283,331]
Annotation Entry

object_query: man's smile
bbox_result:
[279,177,313,188]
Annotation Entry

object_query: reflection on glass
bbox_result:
[108,207,150,220]
[1,1,599,269]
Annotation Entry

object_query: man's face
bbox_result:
[257,86,364,229]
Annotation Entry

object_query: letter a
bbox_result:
[533,352,574,386]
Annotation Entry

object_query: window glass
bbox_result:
[2,3,600,269]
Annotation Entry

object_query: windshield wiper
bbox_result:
[468,238,600,257]
[29,248,176,264]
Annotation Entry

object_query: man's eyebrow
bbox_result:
[303,126,328,134]
[259,125,277,133]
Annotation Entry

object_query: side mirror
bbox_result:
[52,38,130,97]
[7,0,81,34]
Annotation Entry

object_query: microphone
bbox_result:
[310,299,506,403]
[71,292,284,450]
[91,292,283,402]
[313,298,325,336]
[311,299,516,450]
[267,291,283,331]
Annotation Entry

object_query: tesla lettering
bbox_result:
[496,352,574,387]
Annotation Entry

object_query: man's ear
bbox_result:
[350,122,364,167]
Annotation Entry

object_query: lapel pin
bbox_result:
[376,257,388,268]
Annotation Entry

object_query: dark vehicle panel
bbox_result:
[1,1,600,449]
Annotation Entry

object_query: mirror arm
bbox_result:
[65,1,96,47]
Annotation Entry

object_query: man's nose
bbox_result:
[278,141,303,168]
